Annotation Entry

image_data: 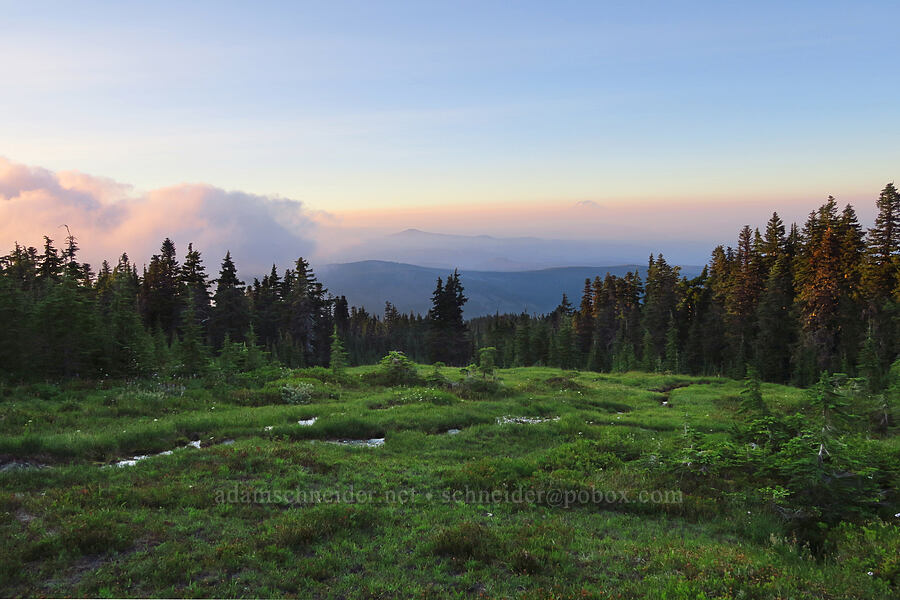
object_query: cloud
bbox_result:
[0,157,317,277]
[574,200,601,209]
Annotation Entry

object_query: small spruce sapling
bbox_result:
[329,325,349,377]
[739,366,768,415]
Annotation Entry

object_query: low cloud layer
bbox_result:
[0,157,317,277]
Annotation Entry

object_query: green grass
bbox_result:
[0,366,897,598]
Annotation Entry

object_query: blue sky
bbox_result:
[2,0,899,224]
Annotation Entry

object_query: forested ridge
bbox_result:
[475,186,900,388]
[1,184,898,388]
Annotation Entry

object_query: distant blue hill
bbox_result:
[316,260,703,318]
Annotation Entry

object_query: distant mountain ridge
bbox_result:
[316,260,703,317]
[326,228,711,272]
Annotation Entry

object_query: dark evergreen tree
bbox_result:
[330,325,349,376]
[574,278,594,357]
[209,251,250,348]
[181,243,211,327]
[178,290,209,376]
[754,255,796,382]
[141,238,181,338]
[513,315,532,366]
[864,183,900,301]
[103,267,154,376]
[426,270,469,364]
[642,254,680,363]
[38,236,63,284]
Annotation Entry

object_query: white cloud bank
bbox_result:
[0,157,317,277]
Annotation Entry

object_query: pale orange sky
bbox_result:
[0,155,886,274]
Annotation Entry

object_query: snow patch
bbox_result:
[113,440,199,468]
[496,416,560,425]
[326,438,385,448]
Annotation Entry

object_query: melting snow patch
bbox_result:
[298,417,317,426]
[113,440,199,467]
[327,438,385,448]
[114,450,172,468]
[497,416,560,425]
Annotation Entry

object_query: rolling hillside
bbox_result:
[316,260,702,317]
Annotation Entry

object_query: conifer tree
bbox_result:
[141,238,181,338]
[426,270,469,364]
[856,326,884,392]
[761,212,786,272]
[104,268,154,376]
[243,324,266,370]
[285,257,330,366]
[642,254,680,359]
[550,293,573,328]
[554,315,575,369]
[178,290,208,376]
[640,329,656,372]
[95,260,114,307]
[663,316,679,373]
[35,275,99,377]
[0,275,29,375]
[209,251,250,348]
[38,236,63,284]
[574,278,594,355]
[62,228,84,281]
[329,325,349,376]
[795,200,843,373]
[864,183,900,301]
[477,346,497,378]
[725,225,764,370]
[739,366,767,415]
[513,315,532,366]
[181,243,211,326]
[151,328,172,373]
[611,323,636,372]
[754,254,796,382]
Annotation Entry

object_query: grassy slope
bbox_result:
[0,367,897,599]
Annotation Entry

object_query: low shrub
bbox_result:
[828,521,900,586]
[362,352,424,387]
[539,438,624,474]
[281,382,315,404]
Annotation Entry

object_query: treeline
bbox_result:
[472,185,900,388]
[1,184,897,386]
[0,233,452,379]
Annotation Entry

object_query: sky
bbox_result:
[2,1,899,272]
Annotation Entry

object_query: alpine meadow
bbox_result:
[2,2,900,599]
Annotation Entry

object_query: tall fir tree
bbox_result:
[426,270,469,364]
[181,243,211,327]
[209,251,250,348]
[141,238,181,338]
[754,254,797,382]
